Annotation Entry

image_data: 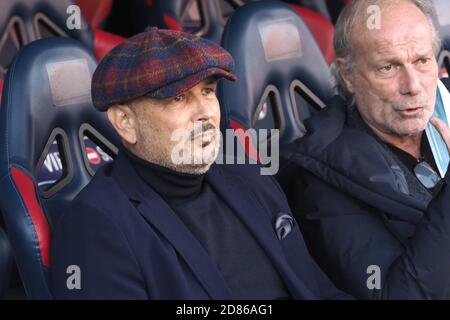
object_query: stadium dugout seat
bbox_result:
[0,37,120,299]
[148,0,257,43]
[0,0,120,185]
[1,0,93,99]
[431,0,450,78]
[218,0,334,158]
[148,0,335,63]
[0,0,90,298]
[0,0,92,99]
[0,0,93,81]
[0,0,124,74]
[0,2,120,297]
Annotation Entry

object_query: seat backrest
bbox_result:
[0,37,119,299]
[0,1,119,188]
[0,0,94,80]
[218,0,334,149]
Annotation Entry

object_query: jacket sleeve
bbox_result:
[286,169,450,300]
[51,201,148,299]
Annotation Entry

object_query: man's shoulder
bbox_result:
[283,95,381,164]
[61,164,132,224]
[75,165,120,204]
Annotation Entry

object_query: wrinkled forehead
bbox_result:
[351,1,434,55]
[366,27,434,61]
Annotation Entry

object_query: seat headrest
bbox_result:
[218,0,334,144]
[0,0,93,78]
[0,37,118,199]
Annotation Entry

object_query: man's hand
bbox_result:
[430,117,450,154]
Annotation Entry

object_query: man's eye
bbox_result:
[418,58,430,65]
[173,94,185,102]
[202,87,215,95]
[380,64,393,73]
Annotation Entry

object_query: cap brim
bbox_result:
[146,67,237,99]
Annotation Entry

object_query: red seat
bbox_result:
[74,1,127,61]
[75,0,113,28]
[0,37,119,298]
[162,14,183,31]
[0,79,3,100]
[290,5,335,64]
[93,28,126,61]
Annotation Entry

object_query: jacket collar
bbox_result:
[283,96,429,224]
[111,152,315,299]
[110,151,232,299]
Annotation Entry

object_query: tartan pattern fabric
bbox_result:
[91,27,236,111]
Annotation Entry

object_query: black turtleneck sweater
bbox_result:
[122,147,290,299]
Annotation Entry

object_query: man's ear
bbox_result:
[107,104,138,145]
[335,58,355,94]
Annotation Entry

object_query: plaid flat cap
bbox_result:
[91,27,237,111]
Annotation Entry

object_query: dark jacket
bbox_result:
[51,151,349,299]
[278,93,450,299]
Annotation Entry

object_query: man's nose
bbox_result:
[399,65,422,96]
[192,96,215,121]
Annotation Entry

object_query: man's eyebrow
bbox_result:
[374,51,433,65]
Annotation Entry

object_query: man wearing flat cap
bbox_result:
[50,28,349,300]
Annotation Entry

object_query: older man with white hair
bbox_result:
[279,0,450,299]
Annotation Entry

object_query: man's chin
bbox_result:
[172,163,213,175]
[166,139,220,174]
[390,118,429,137]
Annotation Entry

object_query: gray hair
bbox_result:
[332,0,442,104]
